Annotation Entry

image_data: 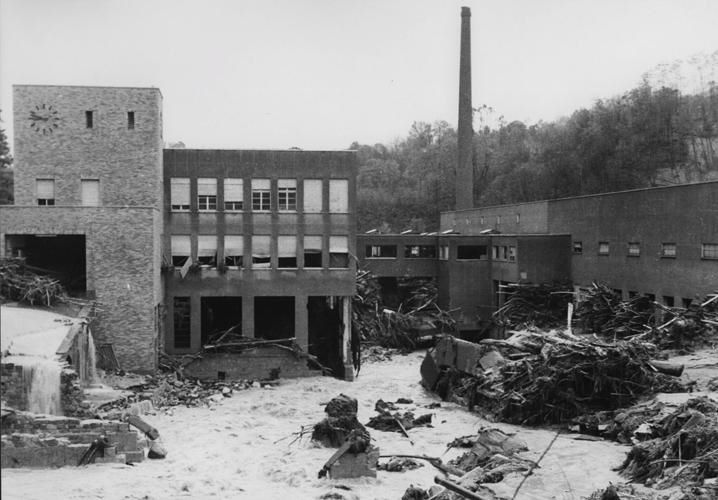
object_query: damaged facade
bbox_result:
[0,85,357,378]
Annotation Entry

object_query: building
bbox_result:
[0,85,358,378]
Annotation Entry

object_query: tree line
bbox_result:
[352,82,718,232]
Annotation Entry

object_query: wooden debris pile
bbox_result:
[366,399,432,435]
[0,257,67,306]
[427,331,686,425]
[619,397,718,490]
[493,282,573,328]
[577,284,718,348]
[353,270,456,350]
[312,394,367,448]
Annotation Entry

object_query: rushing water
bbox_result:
[86,328,99,385]
[4,355,63,415]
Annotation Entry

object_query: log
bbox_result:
[647,360,684,377]
[126,414,160,440]
[434,475,494,500]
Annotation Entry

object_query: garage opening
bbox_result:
[5,234,86,294]
[254,297,294,340]
[201,297,242,346]
[308,296,343,376]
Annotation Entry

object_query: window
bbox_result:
[278,179,297,211]
[278,236,297,268]
[439,245,450,260]
[36,179,55,206]
[628,291,638,298]
[627,242,641,257]
[508,246,516,262]
[81,179,100,206]
[405,245,437,258]
[516,214,520,224]
[224,235,243,268]
[457,245,488,260]
[127,111,135,130]
[329,236,349,268]
[598,241,610,255]
[304,179,323,213]
[252,235,271,268]
[198,178,217,211]
[661,242,676,258]
[252,179,271,211]
[171,235,191,267]
[682,298,693,308]
[496,216,501,225]
[170,178,190,211]
[173,297,191,349]
[197,235,217,267]
[85,111,93,128]
[304,236,323,268]
[224,179,243,211]
[367,245,397,258]
[663,296,675,307]
[329,179,348,213]
[492,245,509,260]
[573,241,583,254]
[701,243,718,260]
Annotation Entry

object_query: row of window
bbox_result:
[36,178,99,206]
[365,244,517,262]
[574,241,718,259]
[170,178,349,213]
[170,234,350,269]
[366,245,437,259]
[83,110,135,129]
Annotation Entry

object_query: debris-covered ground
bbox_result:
[2,351,633,500]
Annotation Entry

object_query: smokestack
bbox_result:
[456,6,473,211]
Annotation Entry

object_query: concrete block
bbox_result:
[115,431,138,452]
[329,446,380,479]
[124,450,145,463]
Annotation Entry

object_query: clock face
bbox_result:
[28,104,60,135]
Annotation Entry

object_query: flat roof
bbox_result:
[14,84,162,97]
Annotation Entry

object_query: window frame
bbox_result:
[627,242,641,257]
[170,178,190,211]
[366,245,397,259]
[36,178,55,206]
[701,243,718,260]
[661,242,677,258]
[81,178,100,207]
[224,178,244,212]
[598,241,610,256]
[277,179,297,212]
[457,245,488,260]
[251,179,271,212]
[197,178,217,212]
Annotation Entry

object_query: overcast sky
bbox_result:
[1,0,717,152]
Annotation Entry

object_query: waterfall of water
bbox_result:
[86,328,99,385]
[18,357,63,415]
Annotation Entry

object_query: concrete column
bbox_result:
[341,296,354,381]
[243,295,254,338]
[190,293,202,350]
[294,294,308,351]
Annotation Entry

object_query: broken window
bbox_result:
[439,245,449,260]
[224,178,243,211]
[171,235,191,267]
[598,241,610,255]
[170,178,190,211]
[303,179,323,213]
[457,245,487,260]
[173,297,191,349]
[278,236,297,268]
[628,242,641,257]
[252,235,271,268]
[329,236,349,268]
[277,179,297,211]
[304,235,323,268]
[573,241,583,254]
[252,179,271,211]
[36,179,55,206]
[701,243,718,260]
[224,235,243,268]
[367,245,397,258]
[329,179,348,213]
[661,242,676,258]
[81,179,100,206]
[405,245,436,258]
[198,178,217,211]
[508,246,516,261]
[197,235,217,267]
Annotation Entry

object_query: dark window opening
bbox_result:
[404,245,437,258]
[37,198,55,206]
[225,255,243,267]
[85,111,93,128]
[663,296,675,307]
[225,201,243,211]
[217,371,226,381]
[573,241,583,254]
[278,257,297,268]
[6,234,86,294]
[254,297,294,340]
[367,245,397,258]
[329,253,349,268]
[173,297,191,349]
[682,298,693,308]
[197,255,216,267]
[198,195,217,211]
[127,111,135,129]
[457,245,488,260]
[201,297,242,346]
[173,255,189,267]
[304,250,322,268]
[252,191,271,211]
[308,296,344,377]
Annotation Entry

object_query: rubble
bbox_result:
[0,258,67,306]
[493,282,574,329]
[422,332,687,425]
[312,394,367,448]
[366,399,433,434]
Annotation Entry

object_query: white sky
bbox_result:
[1,0,717,152]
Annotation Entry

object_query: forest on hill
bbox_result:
[353,82,718,233]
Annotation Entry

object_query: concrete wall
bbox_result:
[440,200,549,234]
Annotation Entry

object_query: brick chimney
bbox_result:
[456,6,473,211]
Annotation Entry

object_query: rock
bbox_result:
[401,485,428,500]
[147,440,167,459]
[325,394,358,418]
[221,387,232,397]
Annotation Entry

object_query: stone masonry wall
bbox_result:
[0,206,160,372]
